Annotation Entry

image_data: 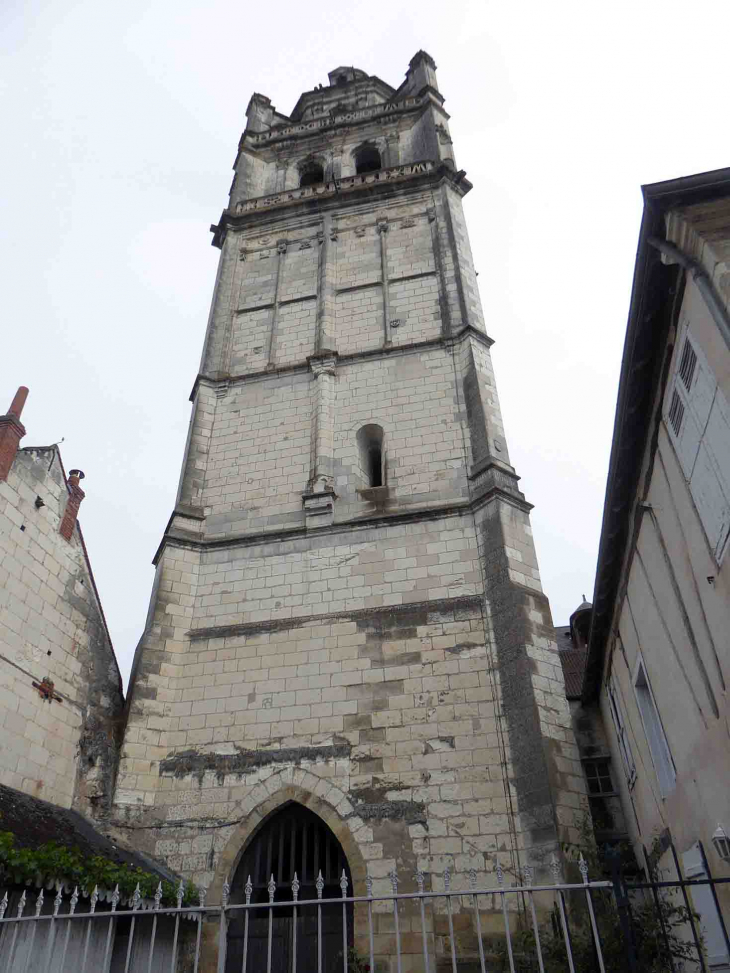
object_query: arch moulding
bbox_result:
[209,772,368,904]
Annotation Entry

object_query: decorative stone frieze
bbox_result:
[233,161,435,215]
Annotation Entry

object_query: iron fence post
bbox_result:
[609,847,639,972]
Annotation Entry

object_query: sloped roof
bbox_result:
[559,645,588,699]
[0,783,174,883]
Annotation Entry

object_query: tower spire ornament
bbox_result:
[116,54,583,958]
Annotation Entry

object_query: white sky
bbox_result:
[2,0,728,688]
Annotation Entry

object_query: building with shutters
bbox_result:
[111,52,587,968]
[583,167,730,961]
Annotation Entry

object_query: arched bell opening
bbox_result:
[226,802,353,973]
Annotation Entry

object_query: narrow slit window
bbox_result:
[357,424,385,489]
[368,443,383,487]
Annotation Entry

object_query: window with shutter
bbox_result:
[668,390,684,436]
[607,678,636,787]
[633,660,675,798]
[665,329,730,564]
[682,843,730,968]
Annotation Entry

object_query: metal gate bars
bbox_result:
[0,855,614,972]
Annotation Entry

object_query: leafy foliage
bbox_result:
[487,826,702,972]
[0,831,196,906]
[347,946,371,973]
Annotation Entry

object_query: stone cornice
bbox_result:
[153,474,534,566]
[189,325,494,401]
[186,594,483,642]
[211,163,472,247]
[234,161,435,215]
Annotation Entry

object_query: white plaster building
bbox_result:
[585,167,730,968]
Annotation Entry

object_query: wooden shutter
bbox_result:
[666,329,730,563]
[607,678,636,786]
[682,843,730,969]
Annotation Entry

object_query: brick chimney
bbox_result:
[60,469,86,541]
[0,386,29,482]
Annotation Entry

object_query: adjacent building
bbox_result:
[0,386,123,815]
[556,599,629,851]
[584,168,730,965]
[0,386,181,970]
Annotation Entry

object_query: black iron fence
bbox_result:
[609,837,730,972]
[0,845,727,972]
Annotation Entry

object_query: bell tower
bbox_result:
[116,52,584,902]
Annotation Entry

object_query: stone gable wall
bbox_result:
[0,448,123,814]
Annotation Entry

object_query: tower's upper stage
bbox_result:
[245,51,439,134]
[224,51,455,218]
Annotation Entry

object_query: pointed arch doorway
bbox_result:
[226,803,353,973]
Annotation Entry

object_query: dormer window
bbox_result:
[299,161,324,187]
[354,146,382,175]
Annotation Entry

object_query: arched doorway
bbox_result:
[226,803,353,973]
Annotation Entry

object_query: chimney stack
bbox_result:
[60,468,86,542]
[0,386,29,482]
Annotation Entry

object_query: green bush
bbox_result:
[487,829,701,972]
[0,831,197,906]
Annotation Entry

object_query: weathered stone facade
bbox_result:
[114,52,585,922]
[0,389,124,816]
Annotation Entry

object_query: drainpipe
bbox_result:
[648,236,730,351]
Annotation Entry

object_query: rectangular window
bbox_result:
[634,660,675,798]
[607,679,636,787]
[584,758,614,795]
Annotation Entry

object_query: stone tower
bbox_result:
[115,52,584,907]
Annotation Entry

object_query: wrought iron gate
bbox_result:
[226,804,352,973]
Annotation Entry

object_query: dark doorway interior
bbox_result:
[226,803,353,973]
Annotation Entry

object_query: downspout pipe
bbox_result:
[648,236,730,351]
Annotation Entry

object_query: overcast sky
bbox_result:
[2,0,728,688]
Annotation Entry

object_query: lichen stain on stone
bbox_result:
[444,641,482,655]
[159,743,351,785]
[349,777,427,825]
[348,801,427,824]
